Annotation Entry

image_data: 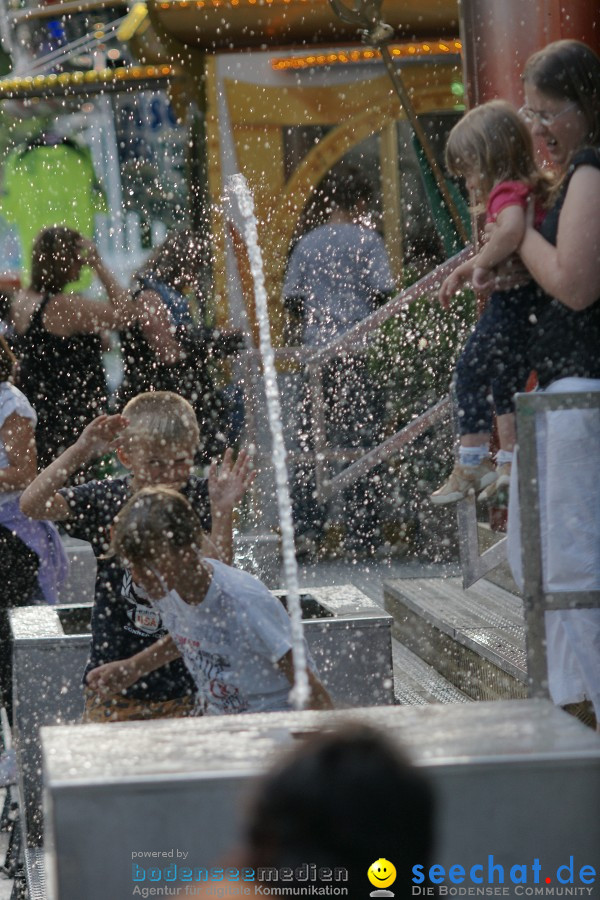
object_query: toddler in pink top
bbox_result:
[432,100,552,505]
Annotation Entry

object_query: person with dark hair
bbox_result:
[500,39,600,730]
[119,230,243,463]
[244,724,434,893]
[283,174,394,349]
[282,173,396,555]
[85,486,332,715]
[134,229,205,327]
[10,226,137,467]
[173,723,435,898]
[118,230,204,410]
[0,334,67,723]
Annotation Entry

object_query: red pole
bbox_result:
[460,0,600,109]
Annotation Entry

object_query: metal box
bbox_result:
[41,700,600,900]
[10,584,393,843]
[10,604,91,844]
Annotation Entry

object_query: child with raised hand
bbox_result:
[431,99,552,505]
[20,391,254,722]
[86,487,332,715]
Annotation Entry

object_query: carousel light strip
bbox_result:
[271,40,462,70]
[158,0,348,7]
[0,64,174,94]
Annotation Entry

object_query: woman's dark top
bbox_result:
[531,147,600,388]
[118,277,231,463]
[117,276,191,404]
[16,293,107,466]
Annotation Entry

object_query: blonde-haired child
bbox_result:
[86,487,332,715]
[432,99,552,504]
[119,389,200,447]
[21,391,253,722]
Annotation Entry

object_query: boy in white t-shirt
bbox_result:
[86,487,332,714]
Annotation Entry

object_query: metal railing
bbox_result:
[515,390,600,699]
[239,242,519,600]
[456,493,507,588]
[239,246,471,527]
[451,380,508,590]
[240,243,514,594]
[300,247,469,487]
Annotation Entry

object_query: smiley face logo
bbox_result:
[368,858,397,890]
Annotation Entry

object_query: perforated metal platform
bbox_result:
[392,640,472,705]
[384,577,527,701]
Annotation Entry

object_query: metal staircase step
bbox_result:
[384,576,527,701]
[391,639,472,706]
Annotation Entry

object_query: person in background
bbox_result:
[502,39,600,730]
[282,173,396,555]
[0,334,67,724]
[10,227,136,468]
[119,230,244,463]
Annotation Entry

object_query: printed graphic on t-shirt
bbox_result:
[208,678,245,712]
[175,635,246,713]
[121,571,165,637]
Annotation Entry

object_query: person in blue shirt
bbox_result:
[282,174,396,555]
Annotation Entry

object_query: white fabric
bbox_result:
[0,382,37,505]
[155,559,306,715]
[507,378,600,716]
